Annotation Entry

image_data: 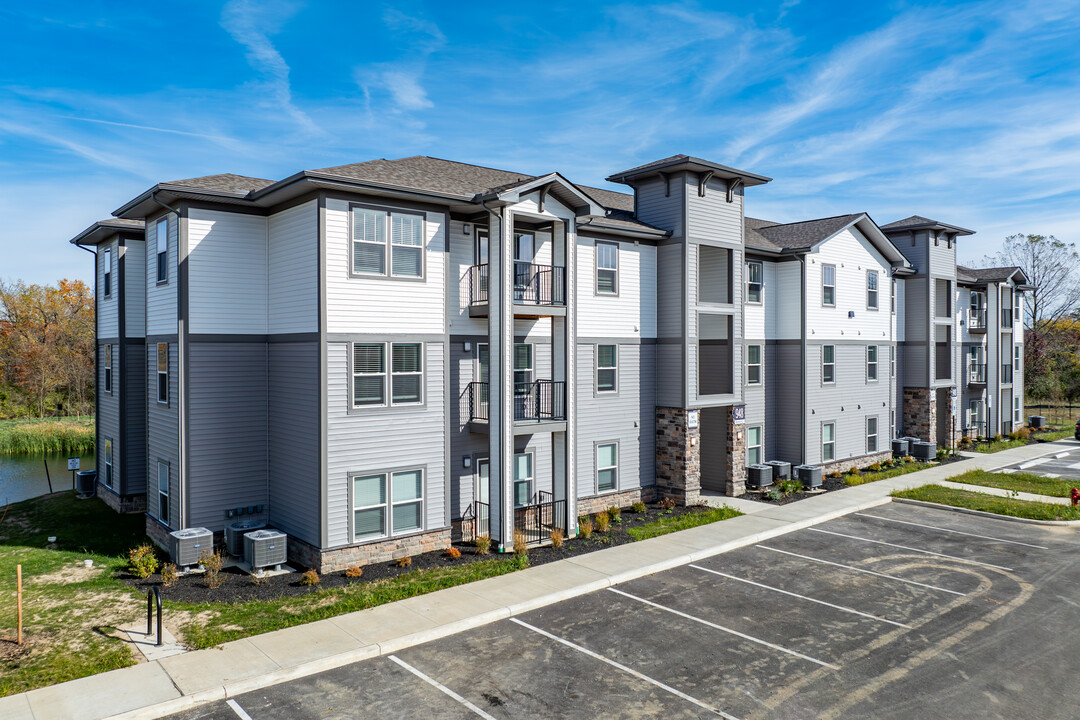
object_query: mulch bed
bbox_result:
[119,502,709,605]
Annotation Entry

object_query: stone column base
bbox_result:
[724,405,747,497]
[656,407,701,506]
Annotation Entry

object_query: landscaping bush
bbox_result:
[300,569,320,586]
[513,529,528,556]
[128,544,159,579]
[474,534,491,555]
[867,462,883,472]
[579,517,594,538]
[595,511,611,532]
[446,546,462,559]
[395,556,412,568]
[778,477,801,495]
[160,562,178,588]
[199,550,224,589]
[828,470,843,479]
[550,528,564,548]
[658,497,675,511]
[1012,426,1031,441]
[608,506,622,522]
[630,501,647,513]
[345,565,364,578]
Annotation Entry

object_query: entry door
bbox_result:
[476,459,489,505]
[514,233,535,300]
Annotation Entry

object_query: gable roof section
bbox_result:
[956,265,1030,285]
[70,218,145,246]
[312,156,534,199]
[163,173,275,194]
[744,213,910,266]
[881,215,974,235]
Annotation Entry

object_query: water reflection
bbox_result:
[0,452,96,506]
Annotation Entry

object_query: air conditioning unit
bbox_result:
[244,530,287,571]
[891,438,910,458]
[764,460,791,481]
[75,470,97,497]
[169,527,213,569]
[1029,415,1045,429]
[795,465,823,489]
[912,441,937,461]
[747,464,773,490]
[225,520,266,557]
[902,436,921,447]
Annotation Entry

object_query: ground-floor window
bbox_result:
[352,468,424,541]
[514,452,534,507]
[104,439,113,488]
[157,461,169,525]
[866,417,878,453]
[1014,396,1021,423]
[822,422,836,461]
[597,442,618,492]
[747,426,762,465]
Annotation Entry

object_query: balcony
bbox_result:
[968,362,987,384]
[468,262,567,318]
[464,380,567,433]
[461,492,567,547]
[967,309,987,333]
[1001,363,1013,384]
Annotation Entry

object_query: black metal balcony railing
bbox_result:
[462,500,489,544]
[1001,308,1013,329]
[461,494,567,547]
[968,362,987,384]
[468,263,566,307]
[968,309,987,331]
[1002,364,1013,384]
[465,381,566,423]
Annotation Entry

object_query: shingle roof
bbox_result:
[745,214,865,251]
[880,215,974,235]
[97,218,145,230]
[956,265,1024,283]
[163,173,275,194]
[313,156,534,198]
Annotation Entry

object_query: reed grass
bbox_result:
[0,417,95,455]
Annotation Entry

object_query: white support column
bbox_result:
[551,219,577,534]
[487,208,516,550]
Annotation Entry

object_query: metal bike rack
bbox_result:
[146,587,163,647]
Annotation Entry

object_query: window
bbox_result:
[353,469,424,541]
[968,400,980,432]
[867,345,878,381]
[351,205,424,278]
[104,344,113,393]
[514,453,533,507]
[1014,396,1021,423]
[891,279,896,313]
[157,461,169,524]
[867,417,878,453]
[822,423,835,461]
[597,345,617,393]
[156,343,168,404]
[353,343,422,407]
[746,260,763,304]
[822,264,836,306]
[103,248,112,297]
[747,426,762,466]
[475,459,489,505]
[1014,345,1020,372]
[746,345,762,385]
[867,271,879,310]
[514,343,533,391]
[597,443,618,492]
[1014,291,1022,327]
[104,439,113,488]
[156,217,168,283]
[475,229,488,265]
[890,344,895,378]
[822,345,835,384]
[596,241,618,294]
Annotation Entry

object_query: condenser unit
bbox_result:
[747,464,773,490]
[225,520,266,558]
[764,460,791,481]
[795,465,823,489]
[891,439,909,458]
[169,527,212,569]
[912,441,937,461]
[244,530,287,571]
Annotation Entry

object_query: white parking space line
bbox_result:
[388,655,498,720]
[1019,458,1050,469]
[852,512,1049,550]
[1067,462,1080,470]
[510,618,739,720]
[1000,469,1017,474]
[688,565,911,628]
[1055,451,1072,459]
[809,528,1014,571]
[608,587,839,669]
[226,700,254,720]
[757,545,967,596]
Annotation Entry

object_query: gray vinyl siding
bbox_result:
[575,343,655,498]
[656,241,684,407]
[685,176,743,244]
[689,239,743,405]
[325,341,446,548]
[123,239,146,338]
[97,237,119,337]
[928,231,957,273]
[804,342,893,465]
[187,209,269,334]
[146,212,178,336]
[268,342,320,545]
[147,341,179,527]
[268,201,319,334]
[122,342,147,494]
[186,343,269,531]
[633,174,683,236]
[766,342,803,465]
[97,343,120,486]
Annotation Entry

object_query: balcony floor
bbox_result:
[469,303,567,319]
[468,419,568,435]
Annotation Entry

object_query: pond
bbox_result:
[0,451,96,506]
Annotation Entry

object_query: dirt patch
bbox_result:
[30,562,103,586]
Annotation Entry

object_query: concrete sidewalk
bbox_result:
[1,439,1074,720]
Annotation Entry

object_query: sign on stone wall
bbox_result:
[732,405,746,424]
[687,409,700,430]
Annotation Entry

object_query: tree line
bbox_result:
[0,279,95,419]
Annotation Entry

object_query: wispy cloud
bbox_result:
[355,8,445,118]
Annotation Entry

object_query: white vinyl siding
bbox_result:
[146,213,177,335]
[577,238,656,338]
[268,200,318,333]
[597,442,618,492]
[187,209,269,334]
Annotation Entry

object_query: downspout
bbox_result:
[799,254,807,466]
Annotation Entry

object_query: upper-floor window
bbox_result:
[103,248,112,297]
[746,344,762,385]
[353,468,424,541]
[1014,345,1021,372]
[597,345,617,393]
[822,264,836,306]
[596,241,618,294]
[867,271,879,310]
[822,345,835,384]
[1014,292,1022,328]
[475,229,488,265]
[866,416,878,453]
[353,342,423,407]
[890,344,896,378]
[891,279,896,313]
[746,260,763,304]
[597,442,618,492]
[822,423,836,461]
[867,345,878,381]
[156,343,168,404]
[104,344,113,393]
[155,217,168,283]
[351,205,424,278]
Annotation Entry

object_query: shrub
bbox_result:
[345,565,364,578]
[199,550,224,589]
[1012,426,1031,441]
[128,544,159,579]
[300,569,321,586]
[595,511,611,532]
[160,562,178,588]
[579,517,594,538]
[474,534,491,555]
[446,546,462,559]
[658,497,676,511]
[630,501,647,513]
[960,436,972,446]
[513,529,529,556]
[395,556,412,568]
[867,462,883,472]
[550,528,564,548]
[767,489,783,502]
[828,471,843,479]
[993,434,1003,442]
[778,477,801,495]
[608,506,622,522]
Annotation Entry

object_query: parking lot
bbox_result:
[999,443,1080,480]
[167,502,1080,720]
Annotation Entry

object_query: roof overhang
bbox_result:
[785,214,912,269]
[70,219,145,246]
[479,173,605,217]
[605,156,771,188]
[883,219,975,236]
[576,217,670,240]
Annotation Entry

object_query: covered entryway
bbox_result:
[700,406,729,493]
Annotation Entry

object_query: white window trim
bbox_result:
[867,345,878,382]
[891,279,896,314]
[822,264,836,307]
[867,270,879,310]
[596,442,619,494]
[514,452,534,507]
[890,344,895,378]
[822,345,835,385]
[746,260,763,305]
[349,203,426,280]
[595,240,618,295]
[1014,345,1021,372]
[746,344,762,385]
[350,468,426,542]
[157,460,169,525]
[596,344,618,394]
[391,343,424,406]
[866,416,878,454]
[746,426,763,466]
[1014,397,1021,423]
[822,422,836,462]
[155,217,168,284]
[351,342,424,409]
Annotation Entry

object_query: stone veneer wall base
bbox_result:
[289,529,453,573]
[96,482,147,514]
[656,407,701,506]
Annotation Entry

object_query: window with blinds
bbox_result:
[353,343,386,406]
[351,468,424,542]
[391,343,422,404]
[353,342,423,407]
[156,343,168,403]
[597,345,617,392]
[351,205,424,278]
[596,241,618,294]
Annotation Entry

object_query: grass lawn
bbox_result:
[892,485,1080,521]
[1033,428,1074,443]
[947,469,1077,498]
[0,416,95,455]
[971,437,1028,453]
[842,461,935,486]
[626,506,742,541]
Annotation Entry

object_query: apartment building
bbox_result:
[71,154,1027,570]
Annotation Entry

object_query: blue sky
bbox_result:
[1,0,1078,285]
